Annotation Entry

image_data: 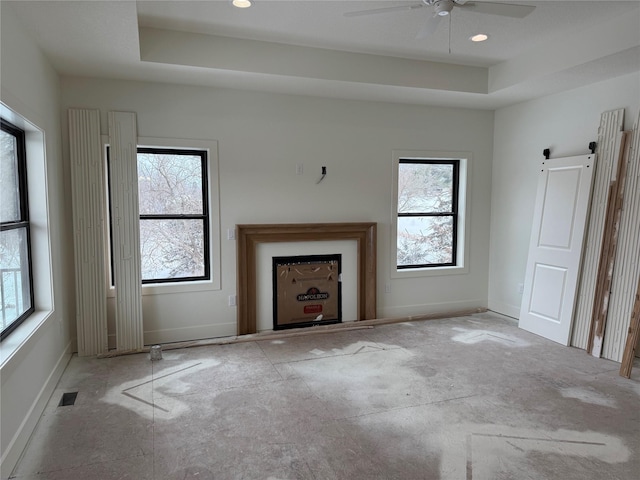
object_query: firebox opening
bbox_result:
[272,254,342,330]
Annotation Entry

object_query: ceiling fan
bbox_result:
[345,0,536,39]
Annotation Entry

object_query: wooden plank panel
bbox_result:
[572,109,624,349]
[605,110,640,361]
[588,132,631,357]
[620,275,640,378]
[108,111,144,352]
[68,108,107,356]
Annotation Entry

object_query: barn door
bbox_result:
[519,154,596,345]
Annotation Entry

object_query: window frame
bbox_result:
[1,118,35,340]
[104,136,221,295]
[391,150,470,279]
[137,146,210,284]
[396,158,460,269]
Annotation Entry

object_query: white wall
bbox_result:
[0,4,73,478]
[489,73,640,319]
[60,77,494,344]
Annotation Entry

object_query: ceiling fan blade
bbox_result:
[344,3,424,18]
[416,13,443,39]
[462,2,535,18]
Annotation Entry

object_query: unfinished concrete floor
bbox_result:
[10,312,640,479]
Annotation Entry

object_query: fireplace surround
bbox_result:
[236,223,377,335]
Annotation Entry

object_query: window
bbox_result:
[1,119,34,340]
[395,158,460,269]
[107,147,210,284]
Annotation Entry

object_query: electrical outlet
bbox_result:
[228,295,237,307]
[296,163,304,175]
[385,282,391,293]
[518,283,524,294]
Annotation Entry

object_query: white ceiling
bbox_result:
[5,0,640,109]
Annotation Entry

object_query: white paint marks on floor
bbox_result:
[333,342,385,356]
[309,341,389,358]
[103,359,221,420]
[440,424,630,479]
[560,387,618,408]
[451,328,530,347]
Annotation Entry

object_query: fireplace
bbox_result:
[273,254,342,330]
[236,223,377,335]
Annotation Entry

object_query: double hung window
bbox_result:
[396,158,460,269]
[107,146,210,284]
[1,119,34,339]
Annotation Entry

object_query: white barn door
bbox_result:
[519,154,596,345]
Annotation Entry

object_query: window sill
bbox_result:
[391,264,469,279]
[0,309,54,368]
[107,279,220,297]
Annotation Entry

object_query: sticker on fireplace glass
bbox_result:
[273,254,342,330]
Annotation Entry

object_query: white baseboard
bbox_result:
[487,300,520,320]
[378,299,487,319]
[1,341,72,480]
[143,322,237,345]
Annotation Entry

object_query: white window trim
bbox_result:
[0,102,54,362]
[103,136,221,297]
[390,149,471,279]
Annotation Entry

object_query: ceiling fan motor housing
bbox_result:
[432,0,454,16]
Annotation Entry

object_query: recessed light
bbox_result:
[232,0,252,8]
[470,34,489,42]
